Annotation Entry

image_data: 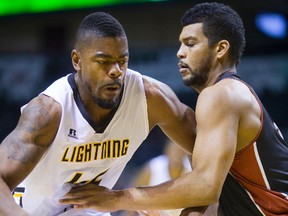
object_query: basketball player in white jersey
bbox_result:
[0,12,196,216]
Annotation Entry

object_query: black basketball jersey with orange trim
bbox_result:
[215,72,288,216]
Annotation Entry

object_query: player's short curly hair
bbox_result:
[75,12,126,48]
[181,2,245,65]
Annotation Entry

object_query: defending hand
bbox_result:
[59,183,119,212]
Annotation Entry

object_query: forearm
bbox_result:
[117,172,219,211]
[0,178,27,216]
[60,170,221,212]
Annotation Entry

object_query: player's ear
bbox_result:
[216,40,230,59]
[71,49,81,71]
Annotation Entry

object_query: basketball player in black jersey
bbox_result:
[60,2,288,216]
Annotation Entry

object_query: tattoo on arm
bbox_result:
[5,105,56,164]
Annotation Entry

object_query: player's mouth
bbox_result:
[103,84,122,94]
[178,61,190,74]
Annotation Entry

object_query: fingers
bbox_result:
[58,197,86,206]
[60,183,101,199]
[59,196,92,210]
[58,183,116,212]
[58,183,107,211]
[58,185,92,205]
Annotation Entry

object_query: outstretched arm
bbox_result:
[59,84,239,212]
[0,94,61,215]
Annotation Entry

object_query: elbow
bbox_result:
[206,188,221,204]
[187,177,221,206]
[202,183,222,205]
[182,178,222,207]
[1,175,17,192]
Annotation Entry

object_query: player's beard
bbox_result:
[183,53,213,90]
[93,84,122,109]
[94,94,121,109]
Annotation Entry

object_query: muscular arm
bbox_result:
[59,83,240,212]
[143,76,196,154]
[112,86,239,210]
[0,94,61,215]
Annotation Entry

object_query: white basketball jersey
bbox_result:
[21,69,149,216]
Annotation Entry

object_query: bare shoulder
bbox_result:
[142,75,188,122]
[196,78,261,150]
[21,95,61,131]
[197,79,254,114]
[142,75,172,96]
[142,75,182,108]
[141,76,196,153]
[17,94,62,148]
[22,94,62,118]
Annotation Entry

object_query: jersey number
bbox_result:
[66,170,108,185]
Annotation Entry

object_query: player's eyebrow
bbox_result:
[94,51,129,59]
[179,36,198,43]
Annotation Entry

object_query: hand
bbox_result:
[59,183,119,212]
